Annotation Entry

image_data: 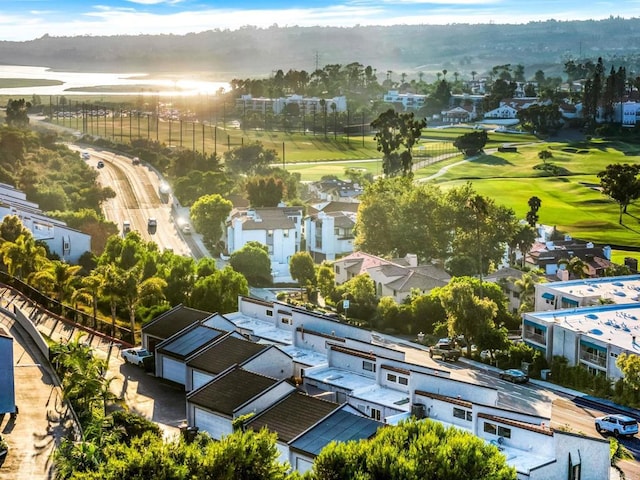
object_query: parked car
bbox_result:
[81,151,90,160]
[132,156,140,165]
[96,160,105,169]
[121,347,152,366]
[122,220,131,235]
[181,223,191,235]
[595,414,638,437]
[499,368,529,384]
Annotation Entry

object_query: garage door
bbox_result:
[194,407,232,440]
[162,356,185,385]
[192,370,214,391]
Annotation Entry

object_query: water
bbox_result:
[0,65,230,96]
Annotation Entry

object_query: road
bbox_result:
[70,146,192,257]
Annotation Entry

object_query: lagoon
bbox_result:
[0,65,230,96]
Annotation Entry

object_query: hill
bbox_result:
[1,18,640,80]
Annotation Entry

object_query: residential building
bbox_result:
[225,206,303,269]
[154,323,227,386]
[440,105,477,124]
[141,304,212,353]
[382,90,428,111]
[0,183,91,263]
[244,390,340,466]
[288,406,382,473]
[236,94,347,115]
[533,274,640,312]
[333,252,450,303]
[186,367,295,440]
[526,237,612,278]
[484,267,526,314]
[522,302,640,380]
[0,327,16,414]
[305,179,363,203]
[304,209,357,262]
[185,335,292,391]
[483,104,519,119]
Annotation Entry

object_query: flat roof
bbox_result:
[304,366,375,392]
[351,384,411,412]
[278,345,327,367]
[526,302,640,352]
[541,275,640,304]
[225,311,292,345]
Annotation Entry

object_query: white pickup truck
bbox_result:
[121,347,152,366]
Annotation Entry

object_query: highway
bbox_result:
[69,146,192,257]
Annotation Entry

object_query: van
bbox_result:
[123,220,131,235]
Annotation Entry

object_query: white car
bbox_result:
[595,414,638,437]
[81,151,90,160]
[121,347,152,366]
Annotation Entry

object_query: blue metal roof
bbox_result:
[160,325,223,358]
[290,409,381,456]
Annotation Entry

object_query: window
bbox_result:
[398,377,408,386]
[466,411,473,421]
[266,310,273,317]
[363,361,376,372]
[335,266,340,274]
[387,373,397,382]
[284,229,289,238]
[267,229,273,237]
[570,464,581,480]
[371,408,381,421]
[497,426,511,438]
[453,408,466,420]
[483,422,497,435]
[281,317,292,325]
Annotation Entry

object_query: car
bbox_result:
[429,340,461,361]
[96,160,105,169]
[81,151,90,160]
[181,223,192,235]
[121,347,152,366]
[147,217,158,234]
[122,220,131,235]
[499,368,529,384]
[595,414,639,437]
[132,156,140,165]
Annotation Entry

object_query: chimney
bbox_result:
[405,253,418,267]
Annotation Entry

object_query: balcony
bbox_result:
[579,350,606,368]
[523,331,546,346]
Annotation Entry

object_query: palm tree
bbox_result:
[0,234,48,280]
[121,267,167,345]
[559,256,589,279]
[99,264,127,338]
[471,71,477,81]
[73,272,106,329]
[514,271,544,313]
[32,260,82,304]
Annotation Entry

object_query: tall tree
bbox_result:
[5,99,31,127]
[370,108,426,177]
[190,265,249,313]
[453,130,488,156]
[246,176,285,207]
[228,241,272,287]
[598,163,640,224]
[223,142,278,175]
[289,251,316,295]
[440,279,498,357]
[190,194,233,248]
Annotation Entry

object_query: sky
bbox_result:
[1,0,640,42]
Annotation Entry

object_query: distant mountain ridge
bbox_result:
[1,18,639,81]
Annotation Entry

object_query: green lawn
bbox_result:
[424,140,640,249]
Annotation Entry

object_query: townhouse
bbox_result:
[142,295,610,478]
